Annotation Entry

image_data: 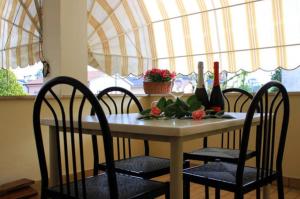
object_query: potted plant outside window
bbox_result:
[143,69,176,94]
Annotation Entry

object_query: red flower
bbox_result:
[170,72,176,79]
[150,68,160,75]
[144,68,175,82]
[161,70,168,78]
[151,106,161,116]
[212,106,222,113]
[192,109,206,120]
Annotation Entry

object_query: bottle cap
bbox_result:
[214,62,219,72]
[198,61,204,68]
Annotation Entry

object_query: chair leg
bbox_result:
[205,186,209,199]
[165,189,170,199]
[92,135,99,176]
[165,183,170,199]
[93,164,98,176]
[184,160,191,169]
[215,188,220,199]
[256,187,260,199]
[41,190,47,199]
[183,177,190,199]
[277,174,285,199]
[234,191,244,199]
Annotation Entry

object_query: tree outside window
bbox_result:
[0,69,26,96]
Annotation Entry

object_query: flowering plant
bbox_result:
[144,69,176,82]
[138,95,235,120]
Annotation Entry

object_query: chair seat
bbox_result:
[99,156,171,178]
[183,162,276,191]
[184,147,256,163]
[49,173,168,199]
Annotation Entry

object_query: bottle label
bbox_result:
[213,62,219,86]
[197,62,205,88]
[211,106,221,113]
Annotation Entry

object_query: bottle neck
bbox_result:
[197,62,205,88]
[213,63,220,87]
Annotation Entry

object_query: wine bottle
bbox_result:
[195,62,210,109]
[210,62,224,112]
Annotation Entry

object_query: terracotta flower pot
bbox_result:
[143,81,172,94]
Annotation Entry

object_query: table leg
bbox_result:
[170,138,183,199]
[49,126,59,186]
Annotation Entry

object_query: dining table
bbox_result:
[41,112,265,199]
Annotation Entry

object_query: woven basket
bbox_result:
[143,81,172,94]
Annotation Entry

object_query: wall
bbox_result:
[0,97,38,184]
[43,0,88,85]
[0,95,150,184]
[0,93,299,185]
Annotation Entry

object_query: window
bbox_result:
[10,62,43,95]
[4,64,300,97]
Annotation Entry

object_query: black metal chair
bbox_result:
[184,88,255,164]
[33,76,169,199]
[184,88,255,198]
[183,81,290,199]
[92,86,188,179]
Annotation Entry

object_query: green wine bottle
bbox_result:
[195,62,209,109]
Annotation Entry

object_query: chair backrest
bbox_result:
[223,88,253,113]
[236,81,289,186]
[91,86,149,163]
[33,76,118,198]
[204,88,253,149]
[222,88,254,149]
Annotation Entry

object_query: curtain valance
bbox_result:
[0,0,42,69]
[88,0,300,75]
[1,0,300,76]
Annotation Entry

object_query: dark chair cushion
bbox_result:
[183,162,275,186]
[49,173,168,199]
[99,156,170,175]
[115,156,170,173]
[184,147,256,163]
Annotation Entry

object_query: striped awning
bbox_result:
[88,0,300,75]
[1,0,300,75]
[0,0,42,69]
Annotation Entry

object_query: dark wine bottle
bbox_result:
[210,62,224,112]
[195,61,210,109]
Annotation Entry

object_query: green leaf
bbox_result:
[220,114,236,119]
[164,103,177,118]
[176,106,189,118]
[203,115,215,119]
[156,97,167,111]
[137,115,152,120]
[187,95,202,111]
[186,95,197,106]
[138,115,159,120]
[138,113,165,120]
[140,109,151,115]
[166,99,174,106]
[175,98,189,111]
[205,109,215,114]
[215,110,225,116]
